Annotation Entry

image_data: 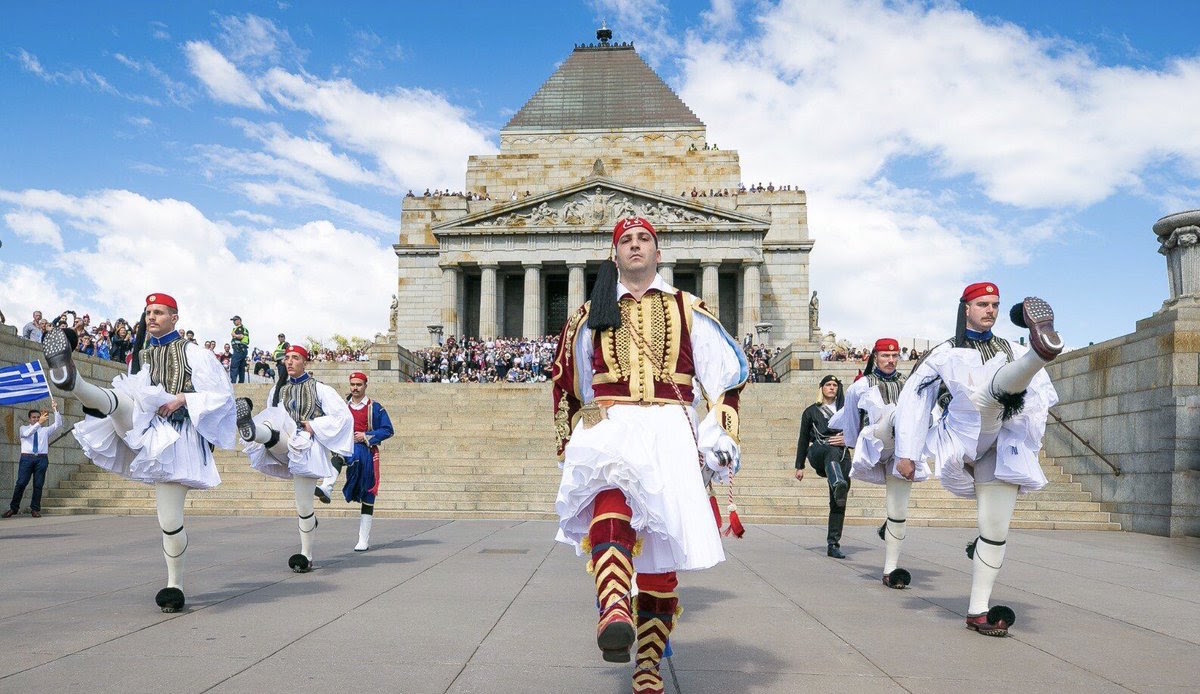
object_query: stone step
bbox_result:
[37,498,1115,525]
[49,478,1095,501]
[41,487,1104,511]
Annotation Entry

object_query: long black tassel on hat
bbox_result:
[587,258,622,331]
[953,298,969,347]
[129,310,148,375]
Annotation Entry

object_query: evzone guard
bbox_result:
[42,293,235,612]
[829,337,925,588]
[552,217,748,693]
[894,283,1063,636]
[315,371,394,551]
[236,344,353,573]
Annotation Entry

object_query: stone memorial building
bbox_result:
[391,29,814,350]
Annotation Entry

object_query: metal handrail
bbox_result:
[1049,411,1121,476]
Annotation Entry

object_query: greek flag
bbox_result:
[0,361,52,405]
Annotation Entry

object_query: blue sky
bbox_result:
[1,1,1198,348]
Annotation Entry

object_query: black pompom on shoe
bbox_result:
[882,568,911,589]
[155,587,185,613]
[288,554,312,573]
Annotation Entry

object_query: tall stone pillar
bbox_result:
[479,264,498,339]
[567,263,587,311]
[701,261,721,314]
[522,263,543,338]
[440,265,459,337]
[742,261,761,337]
[658,261,674,286]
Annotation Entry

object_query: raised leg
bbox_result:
[588,488,637,664]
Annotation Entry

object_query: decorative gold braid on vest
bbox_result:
[141,339,194,395]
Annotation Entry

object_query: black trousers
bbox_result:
[809,444,851,547]
[10,454,49,512]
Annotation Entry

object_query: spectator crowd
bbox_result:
[412,335,557,383]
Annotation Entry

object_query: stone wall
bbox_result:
[0,326,126,511]
[1043,304,1200,536]
[467,130,740,198]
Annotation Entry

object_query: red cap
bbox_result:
[285,345,309,360]
[961,282,999,302]
[612,217,657,246]
[350,371,368,383]
[145,293,178,310]
[873,338,900,353]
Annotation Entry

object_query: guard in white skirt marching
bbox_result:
[894,282,1063,636]
[829,337,925,589]
[552,217,748,694]
[236,344,353,573]
[42,293,236,612]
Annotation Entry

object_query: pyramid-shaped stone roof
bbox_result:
[503,44,703,132]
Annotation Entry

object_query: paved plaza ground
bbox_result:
[1,515,1197,693]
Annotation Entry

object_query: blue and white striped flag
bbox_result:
[0,361,52,406]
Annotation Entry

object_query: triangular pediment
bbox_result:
[432,177,769,235]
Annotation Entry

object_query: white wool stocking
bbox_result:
[156,483,189,590]
[883,474,911,574]
[294,477,318,559]
[968,482,1019,615]
[71,378,135,434]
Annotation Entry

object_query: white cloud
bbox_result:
[591,0,678,64]
[184,41,271,110]
[14,48,159,105]
[4,210,64,250]
[234,120,390,188]
[229,209,276,225]
[217,13,303,67]
[667,0,1200,341]
[114,52,194,106]
[678,0,1200,207]
[262,67,496,188]
[0,188,394,344]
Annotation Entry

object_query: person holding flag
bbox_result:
[4,397,61,519]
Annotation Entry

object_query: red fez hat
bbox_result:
[145,293,178,310]
[961,282,999,302]
[611,217,657,246]
[285,344,309,360]
[350,371,368,382]
[873,338,900,353]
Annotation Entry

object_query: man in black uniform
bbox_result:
[794,375,849,558]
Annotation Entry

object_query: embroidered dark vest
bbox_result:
[590,290,696,405]
[277,378,325,423]
[141,339,194,395]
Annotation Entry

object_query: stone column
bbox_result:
[567,263,587,311]
[522,263,543,338]
[701,261,721,314]
[658,261,674,286]
[742,262,761,336]
[440,265,459,337]
[479,264,498,339]
[1153,210,1200,307]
